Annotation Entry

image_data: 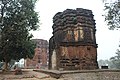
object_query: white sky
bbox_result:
[31,0,120,60]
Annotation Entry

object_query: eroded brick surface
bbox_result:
[49,8,98,70]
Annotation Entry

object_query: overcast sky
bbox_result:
[31,0,120,60]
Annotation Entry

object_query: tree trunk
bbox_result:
[2,57,9,72]
[2,62,8,72]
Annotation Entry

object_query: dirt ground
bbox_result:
[1,69,120,80]
[0,69,61,80]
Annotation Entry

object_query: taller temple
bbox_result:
[49,8,98,70]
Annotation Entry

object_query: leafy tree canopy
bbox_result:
[103,0,120,69]
[0,0,39,67]
[104,0,120,30]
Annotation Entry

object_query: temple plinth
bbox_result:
[49,8,98,70]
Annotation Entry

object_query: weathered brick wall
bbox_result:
[59,46,98,70]
[49,8,98,70]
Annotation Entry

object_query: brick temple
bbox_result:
[49,8,98,70]
[25,39,49,68]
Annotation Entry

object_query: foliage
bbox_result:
[98,59,116,69]
[103,0,120,69]
[98,50,120,69]
[110,49,120,69]
[104,0,120,30]
[0,0,39,65]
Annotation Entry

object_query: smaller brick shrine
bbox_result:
[49,8,98,70]
[25,39,49,68]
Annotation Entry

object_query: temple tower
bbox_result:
[49,8,98,70]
